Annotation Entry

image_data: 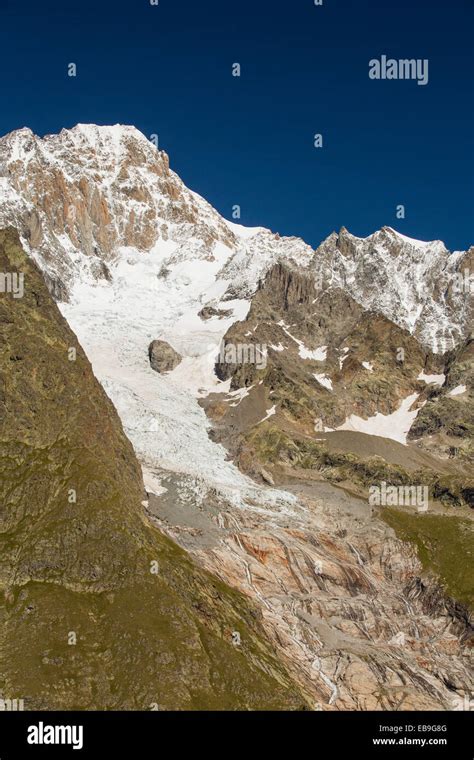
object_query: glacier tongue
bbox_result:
[59,237,299,513]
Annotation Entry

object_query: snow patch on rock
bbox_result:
[449,384,467,396]
[336,392,423,445]
[417,371,445,387]
[313,373,333,391]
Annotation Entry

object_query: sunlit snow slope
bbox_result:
[60,237,299,510]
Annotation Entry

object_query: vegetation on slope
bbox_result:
[381,510,474,610]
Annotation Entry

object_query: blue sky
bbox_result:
[0,0,472,250]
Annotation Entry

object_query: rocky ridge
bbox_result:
[0,124,471,352]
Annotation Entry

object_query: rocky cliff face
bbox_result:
[213,261,434,431]
[0,124,310,303]
[310,227,473,353]
[409,338,474,465]
[0,228,308,711]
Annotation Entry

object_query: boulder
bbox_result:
[148,339,181,373]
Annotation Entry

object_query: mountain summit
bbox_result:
[0,124,471,351]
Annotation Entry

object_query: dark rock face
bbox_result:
[0,228,309,711]
[215,262,429,424]
[405,577,473,643]
[42,271,70,302]
[213,263,472,470]
[408,338,473,464]
[258,262,318,310]
[148,339,181,373]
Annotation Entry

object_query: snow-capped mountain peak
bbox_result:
[313,225,472,351]
[0,123,471,353]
